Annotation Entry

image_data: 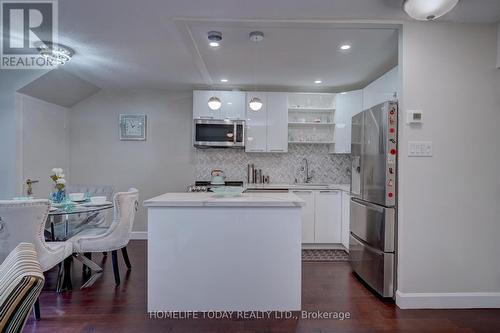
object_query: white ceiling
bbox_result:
[57,0,500,91]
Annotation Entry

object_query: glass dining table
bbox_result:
[47,201,113,291]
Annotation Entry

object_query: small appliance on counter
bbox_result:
[210,169,226,185]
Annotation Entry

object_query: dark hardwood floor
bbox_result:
[24,241,500,333]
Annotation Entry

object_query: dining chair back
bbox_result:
[0,200,73,272]
[0,242,44,333]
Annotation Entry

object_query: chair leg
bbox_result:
[82,252,92,274]
[111,250,120,285]
[121,247,131,270]
[33,298,41,321]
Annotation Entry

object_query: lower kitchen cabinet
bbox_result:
[314,190,342,243]
[292,190,315,243]
[293,189,342,245]
[341,191,351,250]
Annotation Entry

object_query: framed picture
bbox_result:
[119,114,147,141]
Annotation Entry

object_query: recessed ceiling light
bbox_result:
[220,78,228,83]
[339,44,351,51]
[314,80,322,84]
[340,92,347,95]
[209,41,220,48]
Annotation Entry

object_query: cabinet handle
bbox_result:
[292,190,313,194]
[319,190,339,194]
[269,149,284,152]
[248,149,265,152]
[199,116,214,119]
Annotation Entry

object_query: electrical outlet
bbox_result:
[408,141,432,157]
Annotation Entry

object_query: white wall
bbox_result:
[397,22,500,308]
[69,90,195,232]
[362,66,399,110]
[17,94,69,197]
[0,70,46,199]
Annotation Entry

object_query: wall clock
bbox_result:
[119,114,147,141]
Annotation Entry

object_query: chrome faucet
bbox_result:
[300,158,314,183]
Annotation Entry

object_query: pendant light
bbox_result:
[248,97,263,111]
[207,96,222,110]
[248,31,264,112]
[403,0,460,21]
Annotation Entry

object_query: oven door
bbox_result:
[194,120,244,148]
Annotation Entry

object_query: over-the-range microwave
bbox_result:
[193,119,245,148]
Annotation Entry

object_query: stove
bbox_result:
[188,181,244,192]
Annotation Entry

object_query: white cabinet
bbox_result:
[245,92,268,152]
[314,190,342,243]
[292,190,315,243]
[266,92,288,153]
[341,191,351,251]
[246,92,288,153]
[193,90,246,120]
[333,90,363,154]
[362,66,398,110]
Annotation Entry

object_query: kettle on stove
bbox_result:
[210,169,226,185]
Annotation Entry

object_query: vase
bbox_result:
[52,189,66,203]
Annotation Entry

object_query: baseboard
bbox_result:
[131,231,148,240]
[302,243,347,251]
[396,290,500,309]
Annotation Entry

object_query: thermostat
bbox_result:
[406,110,423,125]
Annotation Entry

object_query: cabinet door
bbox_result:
[314,190,342,243]
[245,92,268,153]
[266,92,288,153]
[341,191,351,250]
[219,91,246,120]
[193,90,221,120]
[333,90,363,154]
[292,190,315,243]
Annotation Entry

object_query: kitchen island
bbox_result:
[144,192,304,312]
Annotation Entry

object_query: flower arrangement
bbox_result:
[50,168,66,190]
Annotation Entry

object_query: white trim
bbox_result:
[396,290,500,309]
[131,231,148,240]
[301,243,347,250]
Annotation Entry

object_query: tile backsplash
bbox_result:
[195,144,351,184]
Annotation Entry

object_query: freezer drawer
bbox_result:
[350,198,395,252]
[349,234,394,298]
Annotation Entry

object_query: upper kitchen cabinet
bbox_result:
[245,92,268,152]
[287,93,336,145]
[333,90,363,154]
[193,90,246,120]
[246,92,288,153]
[266,92,288,153]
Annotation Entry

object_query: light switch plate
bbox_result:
[408,141,432,157]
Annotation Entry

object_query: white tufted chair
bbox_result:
[0,200,73,273]
[68,188,139,285]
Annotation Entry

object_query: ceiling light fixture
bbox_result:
[220,78,228,83]
[248,97,263,111]
[314,80,322,84]
[340,92,347,95]
[339,44,351,51]
[207,96,222,110]
[35,41,74,66]
[208,31,222,47]
[403,0,460,21]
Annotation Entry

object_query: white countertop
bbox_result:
[144,192,305,207]
[246,183,350,192]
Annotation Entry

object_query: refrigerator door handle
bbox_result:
[351,197,384,213]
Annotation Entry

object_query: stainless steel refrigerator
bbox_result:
[349,101,398,298]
